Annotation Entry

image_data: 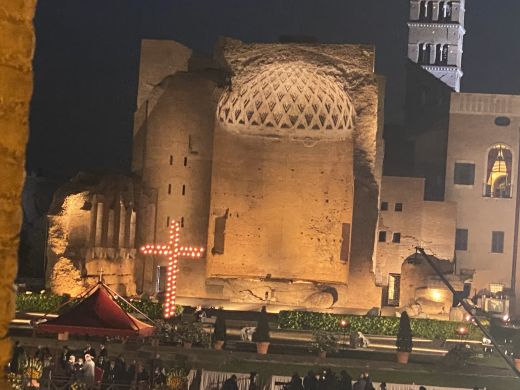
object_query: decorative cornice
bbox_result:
[422,65,463,77]
[408,22,466,35]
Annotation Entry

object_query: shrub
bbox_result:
[312,330,338,353]
[396,311,413,352]
[278,310,484,340]
[213,313,227,341]
[176,321,208,345]
[252,306,271,342]
[443,343,477,367]
[16,291,66,313]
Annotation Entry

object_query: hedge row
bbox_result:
[16,292,66,313]
[278,310,484,340]
[16,292,180,320]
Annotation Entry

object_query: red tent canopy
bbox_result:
[36,283,155,337]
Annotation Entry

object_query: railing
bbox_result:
[483,183,512,199]
[10,374,150,390]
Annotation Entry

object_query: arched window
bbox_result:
[485,144,513,198]
[438,1,452,22]
[420,1,433,22]
[442,44,449,65]
[418,43,431,64]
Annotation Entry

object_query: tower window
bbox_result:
[392,233,401,243]
[180,217,184,228]
[166,216,170,227]
[394,203,403,212]
[418,43,432,65]
[380,201,388,211]
[435,44,449,65]
[438,1,453,22]
[182,184,186,196]
[454,163,475,185]
[455,228,468,251]
[184,157,188,166]
[419,1,433,22]
[168,184,172,195]
[378,231,387,242]
[485,144,512,198]
[169,155,173,165]
[491,231,504,253]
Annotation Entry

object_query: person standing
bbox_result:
[303,371,318,390]
[10,341,25,374]
[352,374,366,390]
[287,373,304,390]
[339,370,352,390]
[222,375,239,390]
[83,354,95,388]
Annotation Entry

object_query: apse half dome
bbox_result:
[217,61,355,141]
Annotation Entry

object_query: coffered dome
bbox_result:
[217,62,355,140]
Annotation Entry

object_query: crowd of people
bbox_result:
[9,341,168,388]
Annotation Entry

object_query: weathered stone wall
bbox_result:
[0,0,37,381]
[376,176,456,284]
[47,174,149,296]
[136,70,221,295]
[207,127,354,285]
[133,40,193,175]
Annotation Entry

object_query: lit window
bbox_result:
[455,229,468,251]
[485,144,512,198]
[386,274,401,307]
[378,231,387,242]
[380,201,388,211]
[489,283,504,294]
[454,163,475,185]
[491,231,504,253]
[395,203,403,212]
[392,233,401,243]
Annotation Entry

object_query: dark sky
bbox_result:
[27,0,520,178]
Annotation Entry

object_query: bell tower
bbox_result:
[408,0,465,91]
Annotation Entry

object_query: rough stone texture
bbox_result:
[0,0,37,381]
[400,254,464,320]
[376,176,456,285]
[131,38,385,311]
[135,69,222,294]
[47,173,152,296]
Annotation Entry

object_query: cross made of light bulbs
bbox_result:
[140,220,204,318]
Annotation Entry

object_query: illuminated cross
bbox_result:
[140,221,205,318]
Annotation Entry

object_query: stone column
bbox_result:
[107,209,115,248]
[0,0,37,381]
[95,202,104,247]
[129,210,137,248]
[118,202,126,248]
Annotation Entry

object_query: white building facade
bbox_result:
[445,93,520,300]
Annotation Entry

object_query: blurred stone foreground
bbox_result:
[0,0,37,384]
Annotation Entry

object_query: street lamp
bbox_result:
[339,319,349,348]
[456,326,468,342]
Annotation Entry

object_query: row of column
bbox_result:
[89,195,136,249]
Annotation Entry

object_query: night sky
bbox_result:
[26,0,520,179]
